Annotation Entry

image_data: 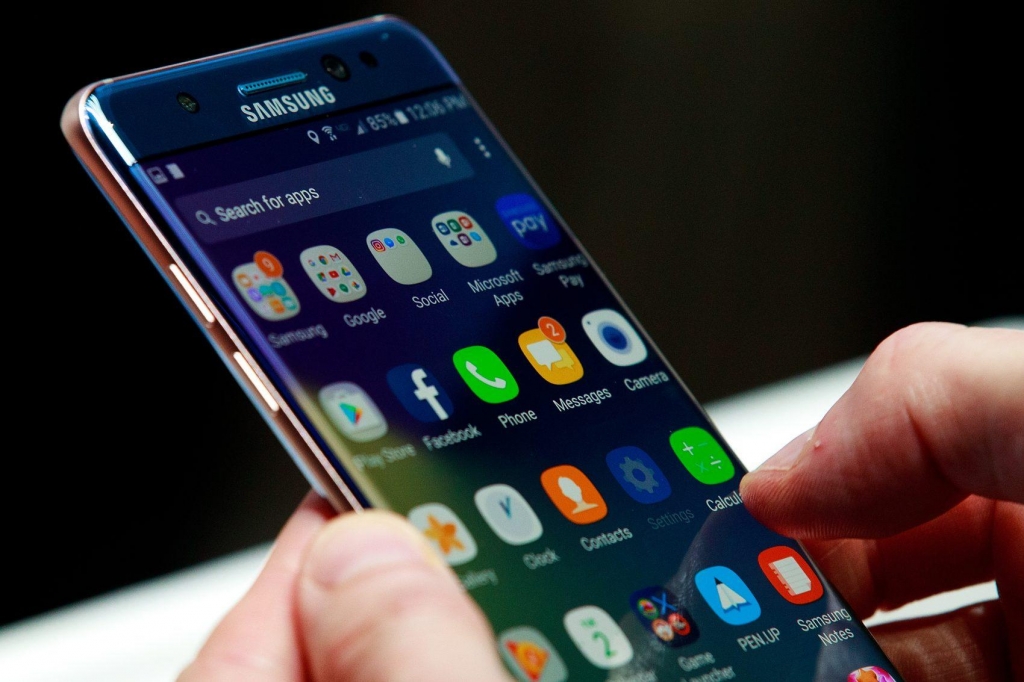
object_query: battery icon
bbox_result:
[393,110,410,124]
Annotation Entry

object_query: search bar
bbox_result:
[174,133,474,244]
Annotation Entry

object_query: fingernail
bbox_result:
[757,427,816,472]
[308,513,442,589]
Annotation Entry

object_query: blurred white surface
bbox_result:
[5,330,1016,681]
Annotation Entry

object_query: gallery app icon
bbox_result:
[453,346,519,404]
[232,250,300,321]
[366,228,432,284]
[431,210,498,267]
[318,382,387,442]
[669,426,736,485]
[386,364,453,422]
[694,566,761,626]
[298,245,367,302]
[407,503,478,566]
[563,605,633,669]
[629,586,700,647]
[518,328,583,385]
[606,446,672,504]
[495,194,562,250]
[474,484,543,545]
[498,626,568,682]
[582,309,648,367]
[540,465,607,524]
[758,546,824,605]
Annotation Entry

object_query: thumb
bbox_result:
[297,510,510,682]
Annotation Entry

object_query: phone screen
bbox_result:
[135,83,899,680]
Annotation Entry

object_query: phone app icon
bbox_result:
[629,586,700,647]
[366,228,432,285]
[758,545,824,605]
[669,426,736,485]
[848,667,897,682]
[518,328,583,385]
[582,309,648,367]
[563,605,633,669]
[318,382,387,442]
[431,211,497,267]
[232,251,300,321]
[386,364,453,422]
[498,626,568,682]
[474,484,543,545]
[407,503,478,566]
[496,194,562,250]
[540,465,607,524]
[298,245,367,302]
[606,446,672,504]
[694,566,761,625]
[452,346,519,404]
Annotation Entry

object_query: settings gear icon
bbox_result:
[619,456,659,494]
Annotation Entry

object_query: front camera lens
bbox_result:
[321,54,350,81]
[176,92,199,113]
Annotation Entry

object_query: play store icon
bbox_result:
[319,382,388,442]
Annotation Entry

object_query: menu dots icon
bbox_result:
[473,137,492,159]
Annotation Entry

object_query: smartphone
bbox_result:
[63,17,901,681]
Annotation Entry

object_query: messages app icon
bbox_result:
[518,329,583,385]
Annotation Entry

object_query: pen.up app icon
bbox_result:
[496,194,561,250]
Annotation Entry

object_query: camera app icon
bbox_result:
[581,309,648,367]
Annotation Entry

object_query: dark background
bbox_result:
[9,2,1015,625]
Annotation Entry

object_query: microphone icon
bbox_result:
[434,147,452,168]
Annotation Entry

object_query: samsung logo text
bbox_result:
[240,86,336,122]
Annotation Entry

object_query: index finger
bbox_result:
[740,322,1024,539]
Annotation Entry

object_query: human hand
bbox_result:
[740,322,1024,680]
[178,496,510,681]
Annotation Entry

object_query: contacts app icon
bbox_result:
[540,465,607,524]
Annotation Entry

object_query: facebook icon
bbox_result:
[387,364,454,422]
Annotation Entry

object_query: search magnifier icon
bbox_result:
[195,210,217,226]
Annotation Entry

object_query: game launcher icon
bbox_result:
[629,586,700,647]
